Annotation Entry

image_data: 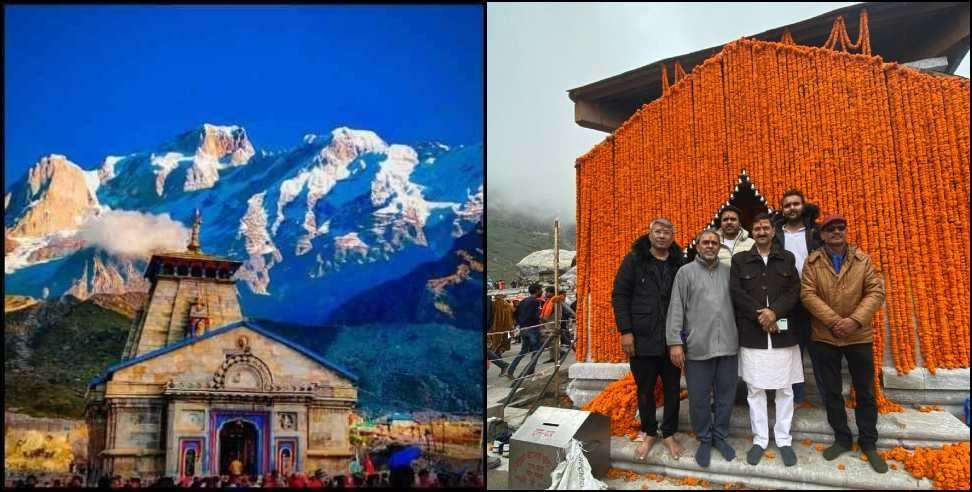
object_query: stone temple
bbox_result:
[85,210,358,483]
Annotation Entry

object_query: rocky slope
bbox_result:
[4,155,100,238]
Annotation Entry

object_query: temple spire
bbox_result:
[187,209,203,253]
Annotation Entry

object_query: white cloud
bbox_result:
[77,210,190,256]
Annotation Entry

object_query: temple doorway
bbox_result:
[686,172,770,261]
[219,419,259,476]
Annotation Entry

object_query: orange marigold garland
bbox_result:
[882,443,971,490]
[574,27,970,380]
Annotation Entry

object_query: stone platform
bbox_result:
[564,359,968,489]
[611,435,934,489]
[567,361,970,421]
[652,403,968,449]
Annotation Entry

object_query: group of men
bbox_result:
[611,189,888,473]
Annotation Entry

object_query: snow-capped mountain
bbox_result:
[4,124,483,329]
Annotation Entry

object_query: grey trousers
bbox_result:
[684,354,739,444]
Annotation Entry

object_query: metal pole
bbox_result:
[553,219,561,404]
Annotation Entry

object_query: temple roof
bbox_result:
[568,2,970,132]
[89,319,359,386]
[143,209,243,279]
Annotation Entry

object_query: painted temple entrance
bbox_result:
[218,419,260,476]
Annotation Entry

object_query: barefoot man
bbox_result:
[612,218,687,461]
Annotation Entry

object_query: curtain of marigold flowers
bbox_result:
[574,38,971,387]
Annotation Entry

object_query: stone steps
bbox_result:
[568,362,970,420]
[653,402,968,449]
[610,435,934,490]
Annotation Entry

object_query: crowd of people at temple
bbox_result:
[486,281,577,385]
[8,466,483,488]
[610,189,889,474]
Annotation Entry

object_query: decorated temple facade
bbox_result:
[85,210,358,483]
[568,4,970,416]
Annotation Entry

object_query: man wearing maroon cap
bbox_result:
[800,214,888,473]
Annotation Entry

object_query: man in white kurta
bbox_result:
[728,213,803,467]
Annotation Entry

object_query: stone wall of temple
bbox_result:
[112,327,355,395]
[131,278,243,356]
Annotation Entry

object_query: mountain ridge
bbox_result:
[5,124,483,329]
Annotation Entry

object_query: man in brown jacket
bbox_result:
[800,214,887,473]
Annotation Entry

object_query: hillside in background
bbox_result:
[4,295,135,418]
[4,294,482,420]
[486,205,575,283]
[259,319,482,415]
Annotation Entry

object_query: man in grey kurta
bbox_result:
[667,229,739,468]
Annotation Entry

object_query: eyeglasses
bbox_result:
[822,225,846,232]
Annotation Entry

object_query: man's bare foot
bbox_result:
[633,431,647,442]
[662,435,683,460]
[635,435,656,461]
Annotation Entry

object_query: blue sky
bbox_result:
[4,5,483,188]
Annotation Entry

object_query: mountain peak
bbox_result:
[327,127,387,154]
[197,123,254,163]
[5,154,100,237]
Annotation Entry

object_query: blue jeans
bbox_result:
[508,329,542,379]
[488,350,509,372]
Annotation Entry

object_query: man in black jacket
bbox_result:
[507,284,544,383]
[730,212,802,467]
[772,189,825,407]
[612,218,686,461]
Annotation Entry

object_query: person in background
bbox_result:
[540,286,571,363]
[263,469,282,488]
[507,283,544,382]
[772,188,826,408]
[488,294,514,376]
[716,206,755,266]
[228,453,244,479]
[308,470,327,488]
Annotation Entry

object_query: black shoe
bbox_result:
[779,446,797,467]
[862,448,888,474]
[746,445,764,466]
[822,442,850,461]
[695,441,712,468]
[487,455,502,470]
[713,439,736,461]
